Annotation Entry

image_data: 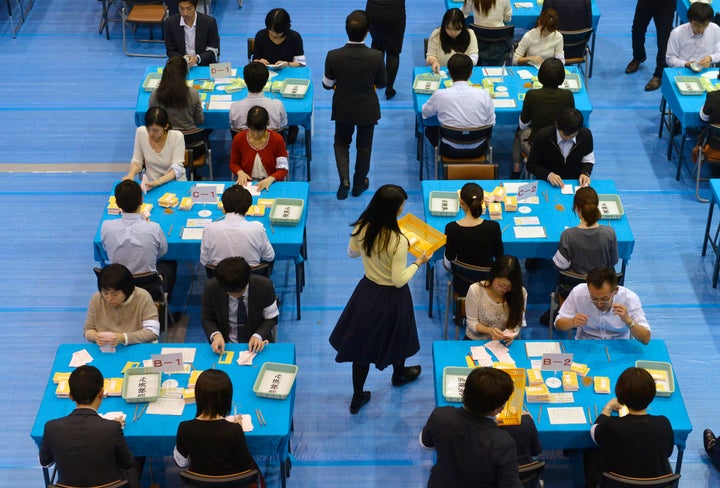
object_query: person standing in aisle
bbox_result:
[365,0,406,100]
[624,0,675,91]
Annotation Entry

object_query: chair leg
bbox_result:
[548,291,556,339]
[696,155,711,203]
[444,281,452,340]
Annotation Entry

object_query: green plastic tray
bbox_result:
[270,198,304,226]
[121,367,161,403]
[442,366,473,403]
[413,73,442,94]
[635,360,675,397]
[253,362,298,400]
[560,73,582,93]
[429,191,460,216]
[597,194,624,220]
[675,76,704,95]
[142,73,162,92]
[280,78,310,98]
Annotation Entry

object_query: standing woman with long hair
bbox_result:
[426,8,479,73]
[149,56,204,132]
[464,255,526,342]
[462,0,511,27]
[330,185,432,414]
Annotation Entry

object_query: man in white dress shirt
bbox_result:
[555,267,651,344]
[229,62,288,132]
[200,185,275,268]
[421,53,495,158]
[666,3,720,70]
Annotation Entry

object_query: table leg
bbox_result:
[658,97,666,138]
[676,129,687,181]
[304,124,312,180]
[295,260,303,320]
[703,198,715,256]
[427,261,434,318]
[675,446,684,474]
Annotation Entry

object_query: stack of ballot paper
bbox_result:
[53,372,71,384]
[594,376,611,394]
[179,197,194,211]
[158,193,179,208]
[104,378,124,397]
[140,203,153,217]
[187,370,202,388]
[504,195,517,212]
[183,388,195,404]
[56,381,70,398]
[571,362,590,377]
[562,371,579,391]
[525,384,551,402]
[526,369,544,386]
[646,369,671,393]
[488,202,503,220]
[492,186,507,202]
[107,196,120,215]
[494,361,517,369]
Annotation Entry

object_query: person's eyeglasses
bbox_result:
[590,296,613,304]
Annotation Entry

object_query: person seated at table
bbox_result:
[229,62,288,133]
[444,183,503,296]
[526,108,593,188]
[200,185,275,268]
[174,370,258,477]
[421,53,495,155]
[421,367,523,487]
[202,257,279,355]
[511,57,575,178]
[666,2,720,70]
[555,267,651,344]
[584,367,673,488]
[252,8,306,68]
[426,8,479,73]
[465,255,527,343]
[462,0,511,28]
[513,8,565,67]
[101,180,176,303]
[164,0,219,67]
[230,106,288,192]
[122,106,187,190]
[149,56,204,132]
[84,264,160,347]
[542,0,591,32]
[40,366,141,488]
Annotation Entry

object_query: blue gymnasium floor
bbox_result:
[2,0,720,486]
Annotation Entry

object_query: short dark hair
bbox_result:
[688,2,714,23]
[463,367,514,415]
[98,263,135,298]
[265,8,291,34]
[346,10,370,42]
[537,58,565,87]
[69,365,104,405]
[195,369,233,418]
[556,108,584,135]
[178,0,198,7]
[615,367,657,411]
[114,180,142,213]
[247,106,269,131]
[243,62,270,93]
[586,267,618,290]
[215,257,251,293]
[145,106,171,130]
[447,53,473,82]
[221,185,252,215]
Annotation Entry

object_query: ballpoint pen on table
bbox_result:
[538,406,543,423]
[605,345,611,363]
[502,224,510,233]
[167,224,173,237]
[258,408,266,426]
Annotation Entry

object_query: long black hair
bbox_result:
[351,184,408,257]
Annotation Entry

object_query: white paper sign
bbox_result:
[150,353,185,373]
[210,62,232,78]
[547,406,587,425]
[190,184,218,203]
[540,353,573,371]
[517,181,538,201]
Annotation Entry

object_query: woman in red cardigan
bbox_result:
[230,106,288,190]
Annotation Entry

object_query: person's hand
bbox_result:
[256,177,275,191]
[235,171,250,187]
[611,303,631,324]
[113,415,126,429]
[572,313,588,327]
[211,334,225,355]
[255,58,270,66]
[700,55,713,68]
[547,172,564,188]
[527,55,544,67]
[489,328,506,341]
[248,336,268,353]
[578,174,591,187]
[429,59,440,74]
[184,54,198,68]
[605,398,622,412]
[415,251,432,265]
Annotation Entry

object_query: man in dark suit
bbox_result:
[323,10,386,200]
[202,256,279,354]
[164,0,219,67]
[39,366,139,488]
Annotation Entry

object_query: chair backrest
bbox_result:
[440,125,493,148]
[247,37,255,63]
[205,262,272,279]
[179,468,259,488]
[451,260,492,294]
[469,24,515,65]
[519,461,546,487]
[703,123,720,149]
[559,28,593,62]
[601,472,680,488]
[446,163,498,180]
[48,480,128,488]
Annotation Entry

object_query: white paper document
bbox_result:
[485,340,515,364]
[514,216,540,226]
[70,349,94,367]
[547,406,587,425]
[502,182,523,194]
[483,67,507,76]
[146,397,186,416]
[549,393,575,403]
[244,182,261,196]
[514,2,534,7]
[207,101,232,111]
[185,218,212,228]
[517,69,534,80]
[181,227,204,240]
[470,345,493,367]
[160,347,196,363]
[492,98,516,108]
[514,226,547,238]
[226,414,254,432]
[194,183,226,194]
[561,185,575,195]
[236,350,257,366]
[525,341,562,357]
[100,411,126,422]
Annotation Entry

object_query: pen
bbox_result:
[560,342,565,353]
[180,225,185,237]
[587,406,592,422]
[594,404,598,419]
[605,346,611,363]
[233,403,237,418]
[502,224,510,233]
[259,408,266,426]
[538,406,542,424]
[167,224,173,237]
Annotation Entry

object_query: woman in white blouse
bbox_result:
[426,8,479,72]
[513,8,565,67]
[123,106,186,190]
[462,0,511,28]
[465,255,527,342]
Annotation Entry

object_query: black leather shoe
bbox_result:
[705,429,716,455]
[392,365,421,386]
[644,76,661,91]
[352,178,369,197]
[337,184,350,200]
[625,58,645,74]
[386,87,397,100]
[350,391,371,414]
